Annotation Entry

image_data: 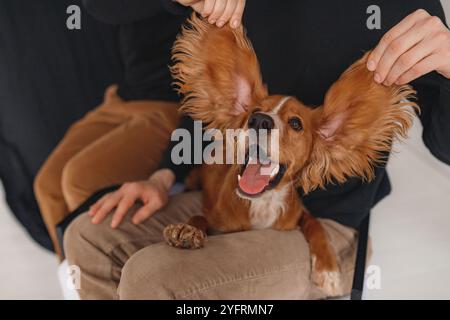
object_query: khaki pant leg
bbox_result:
[118,218,358,300]
[61,102,179,211]
[34,86,127,257]
[63,191,203,300]
[34,84,179,258]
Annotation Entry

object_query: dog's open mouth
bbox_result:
[237,146,286,198]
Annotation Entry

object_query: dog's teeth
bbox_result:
[238,174,241,181]
[270,163,280,177]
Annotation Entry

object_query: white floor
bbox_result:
[0,119,449,300]
[0,185,63,300]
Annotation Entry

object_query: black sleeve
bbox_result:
[82,0,189,25]
[415,75,450,164]
[158,115,199,183]
[410,2,450,165]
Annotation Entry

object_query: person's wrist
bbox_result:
[150,169,175,192]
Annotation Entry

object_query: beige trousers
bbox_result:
[64,191,359,300]
[34,85,179,258]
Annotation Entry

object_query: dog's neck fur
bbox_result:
[249,185,289,229]
[236,185,290,229]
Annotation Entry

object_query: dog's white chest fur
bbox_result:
[248,186,289,229]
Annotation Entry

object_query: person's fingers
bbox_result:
[208,0,227,24]
[216,0,238,27]
[375,23,433,84]
[384,36,438,86]
[88,195,107,216]
[201,0,215,17]
[91,194,121,224]
[396,53,442,85]
[131,188,167,225]
[131,203,155,225]
[110,195,136,228]
[230,0,245,29]
[368,9,430,71]
[191,1,204,14]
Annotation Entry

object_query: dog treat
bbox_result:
[164,223,206,249]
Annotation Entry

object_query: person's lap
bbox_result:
[64,191,357,300]
[34,85,179,257]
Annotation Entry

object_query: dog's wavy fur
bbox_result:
[166,13,418,297]
[171,15,267,131]
[300,59,418,192]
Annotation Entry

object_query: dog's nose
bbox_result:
[248,113,274,130]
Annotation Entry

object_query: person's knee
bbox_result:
[34,160,60,203]
[61,156,93,210]
[118,244,182,300]
[118,230,311,300]
[63,213,98,266]
[33,169,46,205]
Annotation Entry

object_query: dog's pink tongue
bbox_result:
[239,163,271,195]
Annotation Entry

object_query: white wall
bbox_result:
[443,0,450,20]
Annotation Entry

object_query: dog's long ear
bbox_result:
[171,14,267,130]
[300,52,418,193]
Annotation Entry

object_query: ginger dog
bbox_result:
[163,14,417,295]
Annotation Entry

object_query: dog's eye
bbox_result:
[288,117,303,131]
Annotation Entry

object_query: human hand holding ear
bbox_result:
[176,0,246,28]
[367,9,450,86]
[88,169,175,228]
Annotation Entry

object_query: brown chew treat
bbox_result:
[163,223,206,249]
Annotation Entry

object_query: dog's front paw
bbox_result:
[311,254,342,297]
[163,223,206,249]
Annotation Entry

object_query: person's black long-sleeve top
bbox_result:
[82,0,187,101]
[83,0,450,229]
